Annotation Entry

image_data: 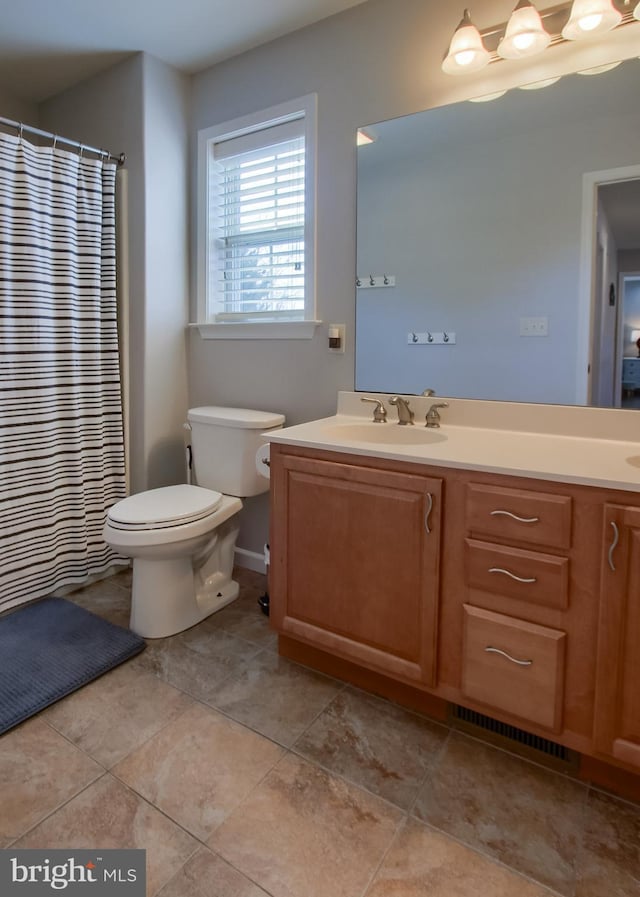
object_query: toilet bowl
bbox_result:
[103,406,284,638]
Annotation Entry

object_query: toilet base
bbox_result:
[129,558,241,638]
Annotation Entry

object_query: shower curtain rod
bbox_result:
[0,116,126,166]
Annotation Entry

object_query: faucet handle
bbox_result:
[425,402,449,428]
[361,396,388,423]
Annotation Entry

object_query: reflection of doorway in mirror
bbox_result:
[620,275,640,409]
[582,170,640,409]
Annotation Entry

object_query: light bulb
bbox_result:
[442,9,491,75]
[497,0,550,60]
[514,32,536,50]
[456,49,477,66]
[562,0,621,41]
[579,13,603,30]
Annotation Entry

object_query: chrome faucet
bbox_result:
[425,402,449,428]
[361,396,387,422]
[389,396,414,425]
[420,388,435,397]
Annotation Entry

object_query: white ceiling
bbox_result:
[0,0,368,103]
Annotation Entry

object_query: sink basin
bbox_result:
[321,422,447,445]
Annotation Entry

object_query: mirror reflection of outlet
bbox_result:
[520,316,549,337]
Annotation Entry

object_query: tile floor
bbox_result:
[2,567,640,897]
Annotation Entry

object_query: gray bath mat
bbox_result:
[0,597,145,735]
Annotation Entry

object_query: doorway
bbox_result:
[582,169,640,408]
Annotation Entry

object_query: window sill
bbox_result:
[190,320,323,340]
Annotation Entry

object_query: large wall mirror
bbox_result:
[355,58,640,409]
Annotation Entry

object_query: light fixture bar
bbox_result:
[442,0,639,73]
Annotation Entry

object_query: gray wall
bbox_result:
[40,53,190,493]
[189,0,639,555]
[141,54,190,489]
[0,86,39,124]
[24,0,639,562]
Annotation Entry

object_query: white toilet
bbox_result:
[103,406,284,638]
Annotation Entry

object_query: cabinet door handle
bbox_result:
[485,646,533,667]
[608,521,619,572]
[490,509,540,524]
[488,566,537,584]
[424,493,434,534]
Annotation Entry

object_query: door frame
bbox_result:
[576,164,640,405]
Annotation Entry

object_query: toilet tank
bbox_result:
[187,406,285,498]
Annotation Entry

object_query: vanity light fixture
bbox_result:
[442,9,491,74]
[562,0,622,39]
[518,76,562,87]
[468,90,509,101]
[497,0,551,59]
[576,59,623,71]
[442,1,638,76]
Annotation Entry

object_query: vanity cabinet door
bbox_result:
[593,504,640,771]
[270,450,442,686]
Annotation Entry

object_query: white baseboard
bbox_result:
[234,547,266,574]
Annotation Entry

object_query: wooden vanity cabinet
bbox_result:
[593,504,640,771]
[269,441,640,788]
[269,446,442,686]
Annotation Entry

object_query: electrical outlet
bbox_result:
[520,316,549,337]
[328,323,345,353]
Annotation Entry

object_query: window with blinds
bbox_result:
[200,102,316,326]
[211,121,305,321]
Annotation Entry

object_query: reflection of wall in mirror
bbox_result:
[355,64,640,406]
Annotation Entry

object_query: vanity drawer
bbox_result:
[461,604,566,732]
[465,539,569,610]
[466,483,572,550]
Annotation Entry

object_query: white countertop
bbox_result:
[266,393,640,493]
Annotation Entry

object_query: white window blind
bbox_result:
[210,118,306,321]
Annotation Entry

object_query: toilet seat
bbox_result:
[107,484,223,531]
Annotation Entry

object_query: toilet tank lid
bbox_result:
[188,406,285,429]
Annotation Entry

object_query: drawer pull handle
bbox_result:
[424,493,434,534]
[490,510,540,524]
[608,521,619,572]
[485,646,533,667]
[488,566,537,584]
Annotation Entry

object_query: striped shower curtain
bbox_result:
[0,133,127,612]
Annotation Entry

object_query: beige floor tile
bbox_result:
[113,703,283,840]
[575,789,640,896]
[203,650,343,746]
[366,818,552,897]
[0,718,103,844]
[413,732,587,895]
[43,660,193,767]
[207,602,277,650]
[232,566,268,596]
[68,578,132,628]
[135,629,259,704]
[15,775,198,896]
[157,847,269,897]
[294,687,449,809]
[209,753,403,897]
